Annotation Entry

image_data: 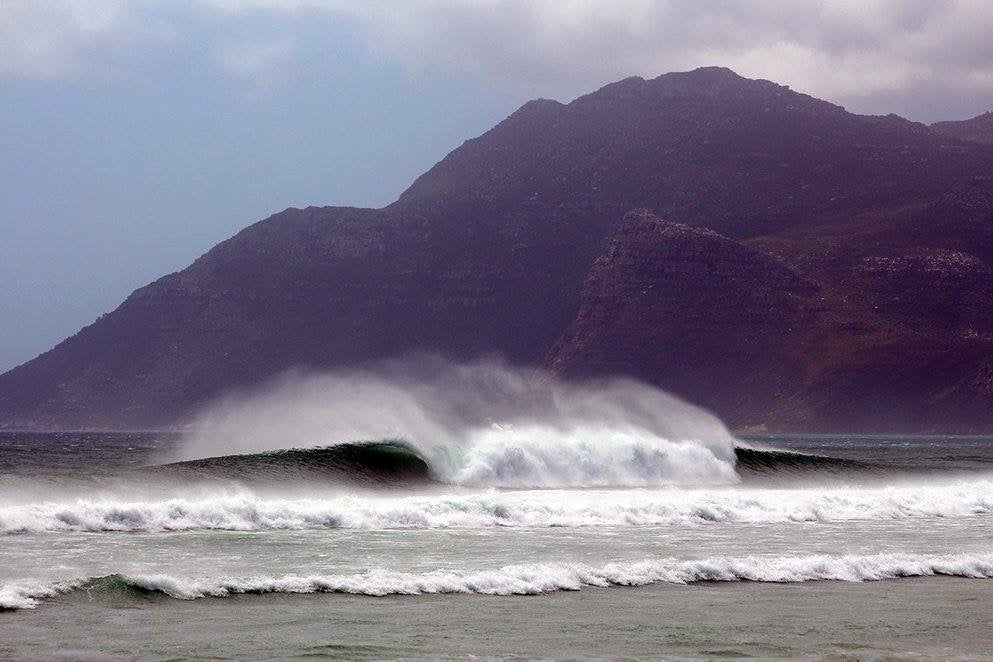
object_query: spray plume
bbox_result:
[176,359,738,487]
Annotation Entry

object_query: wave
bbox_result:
[437,426,738,487]
[173,363,740,489]
[156,442,434,485]
[733,446,878,476]
[128,364,993,490]
[3,479,991,534]
[153,437,739,489]
[4,552,992,610]
[149,442,888,490]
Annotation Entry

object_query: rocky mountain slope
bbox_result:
[3,67,993,431]
[932,111,993,145]
[545,208,993,432]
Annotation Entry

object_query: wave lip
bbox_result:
[440,427,738,487]
[157,436,738,489]
[733,445,878,475]
[157,442,434,485]
[4,552,993,610]
[3,480,992,534]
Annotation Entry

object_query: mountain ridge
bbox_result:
[932,111,993,145]
[4,66,993,432]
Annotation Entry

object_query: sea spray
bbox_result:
[174,359,738,487]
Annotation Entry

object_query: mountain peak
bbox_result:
[512,67,755,122]
[657,65,744,82]
[577,66,752,103]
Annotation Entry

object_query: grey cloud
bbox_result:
[312,0,992,121]
[3,0,992,121]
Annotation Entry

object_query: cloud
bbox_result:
[308,0,993,116]
[213,36,293,80]
[2,0,993,119]
[0,0,170,78]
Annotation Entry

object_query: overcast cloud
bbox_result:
[3,0,993,118]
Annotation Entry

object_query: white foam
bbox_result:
[176,361,739,488]
[4,552,993,609]
[0,578,84,610]
[444,425,738,487]
[2,480,991,533]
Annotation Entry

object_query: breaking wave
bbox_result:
[151,440,890,491]
[733,445,878,476]
[4,552,992,610]
[158,442,434,485]
[159,437,739,489]
[2,478,991,534]
[171,362,740,489]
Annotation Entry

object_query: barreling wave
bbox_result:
[733,446,879,477]
[155,442,434,486]
[172,363,742,489]
[155,437,739,489]
[4,552,993,610]
[151,442,885,490]
[141,364,993,491]
[3,479,991,534]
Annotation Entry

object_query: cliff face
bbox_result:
[543,210,821,427]
[547,205,993,433]
[3,67,993,431]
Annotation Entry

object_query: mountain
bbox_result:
[544,209,823,427]
[3,67,993,431]
[545,208,993,432]
[932,111,993,145]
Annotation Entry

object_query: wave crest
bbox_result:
[3,480,991,534]
[175,361,739,488]
[5,552,993,610]
[443,425,737,487]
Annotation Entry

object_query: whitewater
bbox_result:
[3,434,993,658]
[5,551,993,611]
[2,479,993,534]
[3,368,993,657]
[171,363,741,485]
[2,431,992,613]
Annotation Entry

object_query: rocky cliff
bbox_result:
[545,209,993,432]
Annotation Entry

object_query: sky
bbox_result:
[3,0,993,373]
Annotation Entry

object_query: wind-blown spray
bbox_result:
[176,359,738,487]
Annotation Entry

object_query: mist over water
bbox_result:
[174,359,739,488]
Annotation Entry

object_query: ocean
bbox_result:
[1,431,992,659]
